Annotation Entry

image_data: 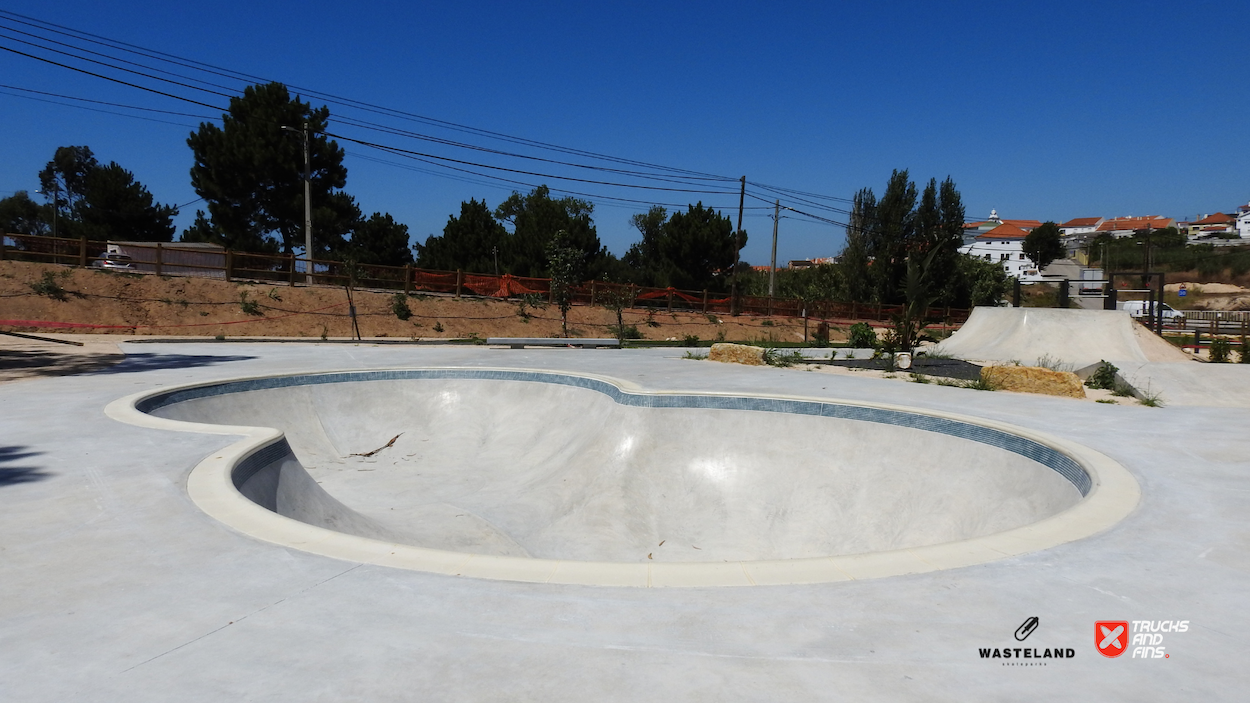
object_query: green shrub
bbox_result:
[391,293,413,321]
[1085,361,1120,390]
[611,324,642,340]
[1238,341,1250,364]
[29,271,68,301]
[763,348,805,367]
[1209,337,1231,363]
[238,292,262,316]
[682,350,708,360]
[682,334,700,346]
[848,322,877,349]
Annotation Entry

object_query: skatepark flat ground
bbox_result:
[2,342,1248,701]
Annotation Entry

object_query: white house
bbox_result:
[1095,215,1175,239]
[958,222,1046,281]
[1058,217,1103,236]
[1180,213,1236,240]
[1236,203,1250,238]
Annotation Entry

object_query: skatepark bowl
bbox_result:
[108,368,1139,587]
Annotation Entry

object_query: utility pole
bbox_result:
[731,175,745,315]
[282,123,313,283]
[301,122,312,283]
[38,183,58,238]
[769,199,780,297]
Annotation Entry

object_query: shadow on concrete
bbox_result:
[0,446,50,486]
[86,353,256,375]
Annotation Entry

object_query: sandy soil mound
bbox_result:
[0,260,821,343]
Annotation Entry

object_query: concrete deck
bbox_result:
[2,342,1247,700]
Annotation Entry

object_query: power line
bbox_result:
[0,10,878,229]
[0,86,201,127]
[0,82,217,118]
[327,132,741,196]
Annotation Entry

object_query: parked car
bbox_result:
[1120,300,1184,325]
[91,252,134,270]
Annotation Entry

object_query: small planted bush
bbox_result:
[29,271,68,301]
[1208,337,1231,363]
[238,292,262,316]
[848,322,877,349]
[1085,361,1120,390]
[391,293,413,321]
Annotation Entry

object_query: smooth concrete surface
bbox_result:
[149,377,1081,561]
[935,307,1190,367]
[2,343,1248,699]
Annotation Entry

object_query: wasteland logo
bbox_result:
[979,618,1076,666]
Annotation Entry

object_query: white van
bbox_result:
[1120,301,1184,324]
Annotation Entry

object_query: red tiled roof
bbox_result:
[1193,212,1234,225]
[1060,217,1101,228]
[1095,216,1174,232]
[976,223,1029,239]
[1001,219,1042,230]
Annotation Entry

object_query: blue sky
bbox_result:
[1,1,1246,265]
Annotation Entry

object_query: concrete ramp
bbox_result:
[935,307,1191,368]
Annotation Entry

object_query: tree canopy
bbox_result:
[0,146,176,241]
[495,186,607,277]
[186,82,353,254]
[622,202,740,290]
[345,212,413,266]
[1022,221,1064,271]
[78,163,177,242]
[0,191,48,236]
[841,170,968,306]
[415,198,508,272]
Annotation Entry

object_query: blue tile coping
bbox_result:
[139,368,1091,496]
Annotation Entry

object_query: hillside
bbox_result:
[0,260,824,343]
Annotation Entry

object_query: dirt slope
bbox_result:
[0,260,826,343]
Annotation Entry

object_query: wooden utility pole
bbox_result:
[769,199,780,297]
[731,176,745,315]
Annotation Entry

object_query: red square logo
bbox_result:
[1096,621,1129,658]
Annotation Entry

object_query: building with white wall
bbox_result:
[958,222,1046,281]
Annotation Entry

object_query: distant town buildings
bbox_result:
[958,210,1045,280]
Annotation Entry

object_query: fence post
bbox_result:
[79,237,87,267]
[767,296,773,317]
[404,265,412,295]
[630,284,637,309]
[288,253,296,285]
[155,243,163,277]
[589,280,596,306]
[702,289,708,313]
[875,302,881,321]
[455,269,462,299]
[666,289,673,312]
[1012,278,1022,307]
[225,250,233,281]
[850,301,857,320]
[1,235,6,261]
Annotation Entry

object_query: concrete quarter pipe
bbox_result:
[934,307,1191,368]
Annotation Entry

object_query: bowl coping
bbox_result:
[105,367,1141,588]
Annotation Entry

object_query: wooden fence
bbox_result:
[0,232,970,325]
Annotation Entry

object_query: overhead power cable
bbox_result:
[326,132,740,196]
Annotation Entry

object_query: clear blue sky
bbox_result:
[1,1,1246,265]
